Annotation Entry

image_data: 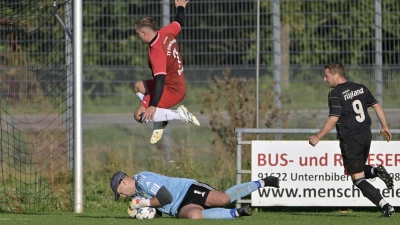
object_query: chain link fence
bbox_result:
[80,0,399,165]
[82,0,399,109]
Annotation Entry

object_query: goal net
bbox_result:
[0,1,73,213]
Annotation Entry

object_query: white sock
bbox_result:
[260,179,265,188]
[136,92,144,101]
[153,108,181,122]
[379,199,388,208]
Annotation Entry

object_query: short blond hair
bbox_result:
[135,17,157,31]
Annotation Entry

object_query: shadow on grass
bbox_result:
[76,215,171,219]
[256,206,392,218]
[76,215,130,219]
[258,206,383,213]
[287,212,360,218]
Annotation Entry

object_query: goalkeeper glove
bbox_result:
[130,197,150,209]
[127,207,137,218]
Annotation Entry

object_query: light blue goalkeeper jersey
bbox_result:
[133,171,196,217]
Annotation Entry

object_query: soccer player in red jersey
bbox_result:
[133,0,199,144]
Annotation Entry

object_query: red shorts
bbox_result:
[140,79,185,109]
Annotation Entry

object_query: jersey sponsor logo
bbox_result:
[178,67,184,75]
[166,39,177,54]
[343,87,364,101]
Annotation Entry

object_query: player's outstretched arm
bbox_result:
[174,0,187,27]
[130,186,172,209]
[175,0,189,8]
[309,116,338,147]
[372,103,392,142]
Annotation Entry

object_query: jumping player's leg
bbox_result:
[133,105,189,123]
[133,80,151,123]
[134,79,199,124]
[143,93,199,144]
[133,80,171,143]
[133,79,199,143]
[133,80,149,101]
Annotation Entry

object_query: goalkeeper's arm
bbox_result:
[131,186,172,208]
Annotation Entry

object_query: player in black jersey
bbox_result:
[309,62,394,218]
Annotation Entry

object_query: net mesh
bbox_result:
[0,1,73,213]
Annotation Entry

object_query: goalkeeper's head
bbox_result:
[110,171,127,200]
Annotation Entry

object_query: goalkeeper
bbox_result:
[110,171,279,219]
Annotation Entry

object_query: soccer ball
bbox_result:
[135,207,156,219]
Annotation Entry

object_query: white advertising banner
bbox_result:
[251,141,400,206]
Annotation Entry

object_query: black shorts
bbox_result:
[177,181,217,213]
[339,129,372,175]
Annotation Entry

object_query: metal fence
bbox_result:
[78,0,400,165]
[81,0,400,111]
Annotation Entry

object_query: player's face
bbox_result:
[135,27,147,44]
[117,180,136,198]
[324,68,337,88]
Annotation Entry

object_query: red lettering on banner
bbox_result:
[258,154,266,166]
[269,154,279,166]
[367,154,400,166]
[376,154,384,165]
[367,154,374,165]
[386,154,392,166]
[257,154,288,166]
[280,154,288,166]
[299,153,328,166]
[334,154,343,166]
[320,153,328,166]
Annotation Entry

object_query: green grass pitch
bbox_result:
[0,208,397,225]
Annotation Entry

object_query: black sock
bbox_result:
[353,178,383,206]
[364,165,375,179]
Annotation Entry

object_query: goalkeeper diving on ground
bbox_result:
[110,171,280,219]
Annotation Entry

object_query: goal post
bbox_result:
[0,0,79,213]
[73,0,84,214]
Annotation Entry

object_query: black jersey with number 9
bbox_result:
[327,82,378,139]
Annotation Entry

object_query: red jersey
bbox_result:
[148,21,186,95]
